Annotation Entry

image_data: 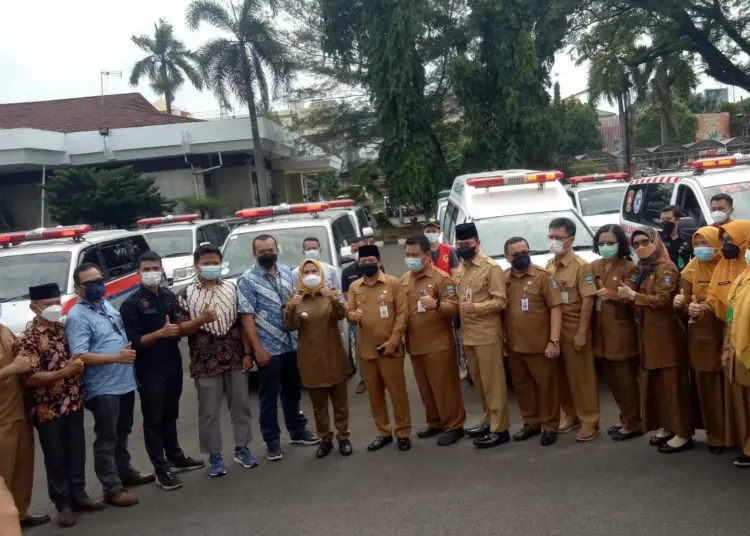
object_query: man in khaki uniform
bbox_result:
[346,244,411,452]
[0,323,50,529]
[401,235,466,446]
[454,222,510,448]
[545,217,601,441]
[503,237,563,447]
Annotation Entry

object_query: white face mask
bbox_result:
[711,210,729,224]
[39,304,63,323]
[425,233,439,244]
[141,271,162,287]
[302,275,321,288]
[304,249,321,260]
[549,239,566,255]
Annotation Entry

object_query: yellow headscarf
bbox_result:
[729,237,750,368]
[707,220,750,321]
[680,226,722,302]
[297,259,325,296]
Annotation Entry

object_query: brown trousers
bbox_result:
[559,341,600,428]
[308,381,350,442]
[507,352,560,432]
[694,370,726,447]
[361,357,411,438]
[725,380,750,455]
[600,358,641,431]
[464,343,509,433]
[0,418,34,519]
[410,350,466,432]
[641,367,694,438]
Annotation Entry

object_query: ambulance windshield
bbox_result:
[0,252,72,302]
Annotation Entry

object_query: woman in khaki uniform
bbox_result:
[673,226,726,454]
[284,259,353,459]
[590,224,641,441]
[619,226,693,453]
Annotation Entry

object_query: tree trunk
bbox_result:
[241,54,267,207]
[166,91,173,116]
[617,96,626,152]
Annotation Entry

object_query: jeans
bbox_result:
[35,410,87,510]
[257,351,308,444]
[84,391,135,494]
[351,326,364,381]
[138,370,184,476]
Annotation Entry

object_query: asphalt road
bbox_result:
[26,245,750,536]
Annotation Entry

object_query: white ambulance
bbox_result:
[566,173,629,233]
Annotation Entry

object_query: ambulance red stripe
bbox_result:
[61,272,141,314]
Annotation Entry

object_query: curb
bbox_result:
[375,238,406,247]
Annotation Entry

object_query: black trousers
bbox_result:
[138,370,185,475]
[35,409,87,511]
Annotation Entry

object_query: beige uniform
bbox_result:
[401,263,465,432]
[456,252,509,433]
[347,272,410,438]
[505,265,562,432]
[546,249,600,428]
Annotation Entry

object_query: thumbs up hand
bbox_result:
[160,315,180,338]
[673,289,686,310]
[617,283,635,301]
[199,306,218,324]
[117,342,137,364]
[688,295,704,318]
[289,291,303,307]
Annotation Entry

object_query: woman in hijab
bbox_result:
[618,226,693,453]
[284,259,353,459]
[673,226,726,453]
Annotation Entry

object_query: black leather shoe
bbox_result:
[612,429,643,442]
[20,513,51,528]
[57,508,76,528]
[417,426,443,439]
[540,431,557,446]
[709,445,725,455]
[607,424,621,435]
[657,439,694,454]
[367,436,394,451]
[339,439,353,456]
[513,425,541,442]
[648,433,674,447]
[397,438,412,451]
[316,441,334,458]
[120,470,155,487]
[72,496,106,512]
[437,428,465,446]
[473,430,511,449]
[465,423,490,438]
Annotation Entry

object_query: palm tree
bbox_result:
[129,18,203,115]
[587,54,631,151]
[186,0,293,194]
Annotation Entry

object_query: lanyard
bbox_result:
[78,300,125,338]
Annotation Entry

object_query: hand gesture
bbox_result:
[460,301,476,314]
[597,287,617,301]
[544,342,560,359]
[289,292,303,307]
[351,309,364,323]
[573,332,587,352]
[721,348,734,368]
[64,358,85,376]
[617,284,635,301]
[11,355,32,374]
[116,343,136,364]
[199,307,218,324]
[377,341,396,356]
[254,347,272,367]
[160,315,180,338]
[687,295,703,318]
[321,286,338,298]
[673,289,686,310]
[242,354,254,372]
[420,295,437,310]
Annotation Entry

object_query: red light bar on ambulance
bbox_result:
[568,172,628,184]
[466,170,564,188]
[0,224,92,245]
[235,202,331,219]
[687,154,750,170]
[136,214,201,227]
[326,199,356,208]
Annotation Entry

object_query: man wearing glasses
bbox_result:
[66,264,153,508]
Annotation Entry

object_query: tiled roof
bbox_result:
[0,93,200,133]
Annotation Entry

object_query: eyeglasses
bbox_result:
[632,239,651,249]
[80,278,105,288]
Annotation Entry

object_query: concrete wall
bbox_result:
[150,168,205,200]
[2,183,43,230]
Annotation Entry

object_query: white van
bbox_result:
[566,173,629,233]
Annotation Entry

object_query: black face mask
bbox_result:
[661,221,676,235]
[257,253,277,269]
[457,246,476,261]
[722,243,740,260]
[510,254,531,272]
[359,262,379,277]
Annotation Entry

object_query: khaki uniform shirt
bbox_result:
[679,279,724,372]
[504,265,562,354]
[0,324,25,424]
[284,293,352,388]
[455,252,507,346]
[347,272,407,360]
[591,258,639,360]
[400,263,458,356]
[546,249,598,342]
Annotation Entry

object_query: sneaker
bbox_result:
[170,456,205,472]
[266,442,283,461]
[355,380,367,394]
[291,429,321,446]
[459,361,469,380]
[733,453,750,467]
[233,446,259,468]
[155,472,183,491]
[208,453,227,477]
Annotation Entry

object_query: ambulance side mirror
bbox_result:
[362,226,374,239]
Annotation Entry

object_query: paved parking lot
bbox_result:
[24,245,750,536]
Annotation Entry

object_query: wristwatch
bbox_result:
[550,339,560,346]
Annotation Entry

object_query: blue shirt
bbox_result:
[66,300,137,401]
[237,264,297,356]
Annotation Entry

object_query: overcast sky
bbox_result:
[1,0,744,116]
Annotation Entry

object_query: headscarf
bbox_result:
[680,226,722,302]
[707,219,750,321]
[297,259,326,296]
[631,226,672,277]
[729,248,750,368]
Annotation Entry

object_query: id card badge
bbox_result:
[465,288,472,301]
[521,297,529,312]
[727,305,734,324]
[379,305,389,319]
[595,297,602,311]
[561,291,569,304]
[417,300,426,313]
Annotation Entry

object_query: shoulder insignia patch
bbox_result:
[550,280,558,289]
[446,285,455,293]
[664,276,673,285]
[584,274,594,284]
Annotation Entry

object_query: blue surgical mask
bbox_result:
[304,249,320,260]
[85,283,105,302]
[425,233,439,244]
[745,250,750,265]
[405,257,423,271]
[694,247,715,262]
[200,265,222,280]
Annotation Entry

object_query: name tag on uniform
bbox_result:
[521,297,529,312]
[417,300,426,313]
[595,297,602,311]
[561,291,569,304]
[465,288,472,301]
[380,305,389,319]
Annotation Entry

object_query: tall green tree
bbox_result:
[186,0,294,193]
[129,18,203,115]
[633,101,698,147]
[558,100,604,158]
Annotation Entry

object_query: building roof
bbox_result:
[0,93,200,133]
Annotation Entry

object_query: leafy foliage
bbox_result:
[179,196,229,218]
[45,167,176,228]
[557,100,604,158]
[633,101,698,148]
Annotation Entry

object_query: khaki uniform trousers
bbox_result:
[360,357,411,438]
[507,352,560,432]
[600,358,641,431]
[0,418,34,519]
[559,341,600,428]
[464,343,509,432]
[410,350,466,431]
[307,381,350,442]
